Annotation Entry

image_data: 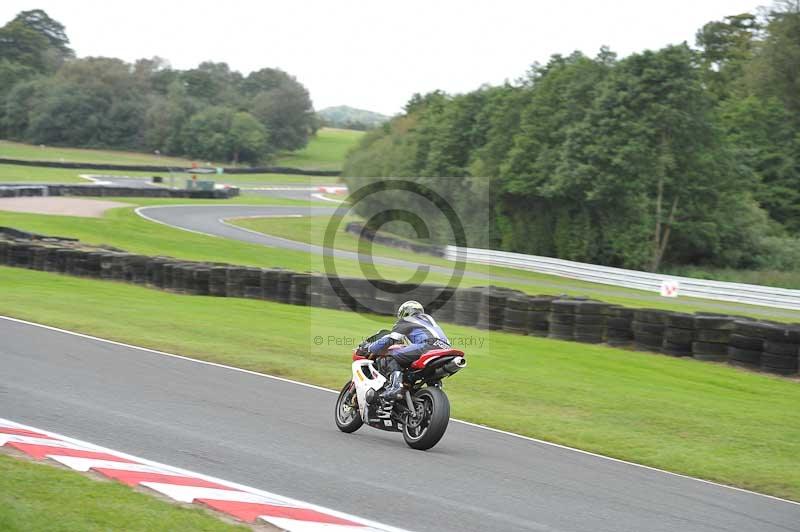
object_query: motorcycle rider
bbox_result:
[360,300,451,403]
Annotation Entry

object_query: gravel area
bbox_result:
[0,197,128,217]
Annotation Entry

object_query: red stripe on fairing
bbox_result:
[196,499,364,526]
[7,442,135,462]
[0,427,54,439]
[409,349,464,369]
[92,468,234,489]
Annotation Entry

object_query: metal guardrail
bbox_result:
[443,246,800,311]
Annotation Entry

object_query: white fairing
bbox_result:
[351,360,386,420]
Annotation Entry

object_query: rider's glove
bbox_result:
[356,341,370,356]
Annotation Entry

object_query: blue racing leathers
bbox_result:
[368,313,450,372]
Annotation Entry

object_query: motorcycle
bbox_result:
[334,330,467,450]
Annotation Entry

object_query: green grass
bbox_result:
[665,265,800,290]
[0,453,244,531]
[274,128,363,170]
[0,140,214,167]
[1,128,358,171]
[0,201,797,320]
[1,266,799,501]
[0,163,340,186]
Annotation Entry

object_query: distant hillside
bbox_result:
[317,106,389,130]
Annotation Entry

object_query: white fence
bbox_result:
[443,246,800,311]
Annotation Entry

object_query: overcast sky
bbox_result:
[1,1,764,115]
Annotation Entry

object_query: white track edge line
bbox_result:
[2,314,798,508]
[0,414,409,532]
[134,206,221,238]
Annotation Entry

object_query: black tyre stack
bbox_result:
[526,296,554,337]
[171,263,189,293]
[289,273,313,306]
[9,242,33,268]
[242,267,263,299]
[276,270,294,304]
[502,295,530,335]
[605,306,634,346]
[209,266,228,296]
[476,287,507,330]
[371,280,398,316]
[146,257,169,289]
[548,299,578,341]
[661,312,695,357]
[178,264,197,294]
[192,265,211,296]
[305,274,324,308]
[760,325,800,376]
[110,254,129,281]
[728,321,767,369]
[0,239,8,264]
[454,288,482,327]
[632,309,666,352]
[332,277,370,311]
[99,253,115,280]
[430,286,456,323]
[319,275,342,310]
[692,314,736,362]
[573,301,609,343]
[31,245,49,271]
[42,246,62,273]
[260,268,282,301]
[225,266,246,298]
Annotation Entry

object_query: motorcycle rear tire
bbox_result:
[335,381,363,433]
[403,387,450,450]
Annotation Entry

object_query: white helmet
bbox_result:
[397,300,424,319]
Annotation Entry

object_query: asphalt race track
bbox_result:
[137,200,800,319]
[2,317,798,532]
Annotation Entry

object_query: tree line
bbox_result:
[0,9,318,164]
[343,2,800,273]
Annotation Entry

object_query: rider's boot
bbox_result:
[380,371,404,402]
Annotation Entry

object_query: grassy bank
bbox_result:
[0,453,243,531]
[1,266,799,501]
[274,128,363,170]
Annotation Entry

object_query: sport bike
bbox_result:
[334,330,466,450]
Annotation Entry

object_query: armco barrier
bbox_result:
[1,227,798,378]
[445,246,800,311]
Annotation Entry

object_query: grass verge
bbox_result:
[0,201,797,320]
[1,266,799,501]
[0,453,244,531]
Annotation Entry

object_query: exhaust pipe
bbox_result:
[444,357,467,374]
[430,357,467,380]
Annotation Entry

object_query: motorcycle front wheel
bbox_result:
[335,381,363,433]
[402,386,450,450]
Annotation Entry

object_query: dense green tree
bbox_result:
[246,68,316,151]
[695,13,759,100]
[745,2,800,117]
[0,9,314,163]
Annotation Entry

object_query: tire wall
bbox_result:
[2,229,797,378]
